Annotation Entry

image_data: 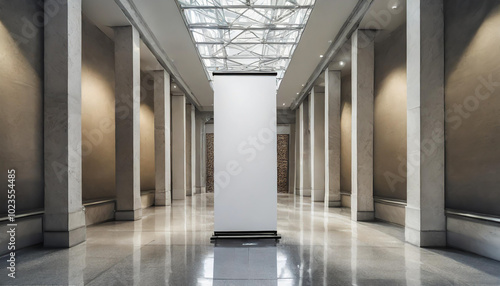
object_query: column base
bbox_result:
[351,211,374,221]
[154,191,171,206]
[115,209,142,221]
[201,187,207,193]
[405,227,446,247]
[172,189,186,200]
[194,187,202,194]
[44,226,86,248]
[328,200,342,207]
[302,188,312,197]
[312,189,325,202]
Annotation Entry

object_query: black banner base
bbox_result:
[210,231,281,240]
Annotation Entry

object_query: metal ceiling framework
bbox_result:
[176,0,316,86]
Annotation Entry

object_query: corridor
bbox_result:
[1,194,499,285]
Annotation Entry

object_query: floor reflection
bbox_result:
[0,194,499,286]
[212,239,278,285]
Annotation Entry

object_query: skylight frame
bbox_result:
[176,0,316,87]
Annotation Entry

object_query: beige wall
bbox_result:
[81,15,116,202]
[445,0,500,216]
[140,71,156,191]
[373,25,407,201]
[340,74,352,194]
[0,0,44,213]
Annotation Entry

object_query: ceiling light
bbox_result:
[173,85,177,88]
[339,61,345,67]
[283,103,286,106]
[301,84,305,87]
[320,55,324,58]
[296,92,299,95]
[391,4,398,9]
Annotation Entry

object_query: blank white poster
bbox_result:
[213,74,277,232]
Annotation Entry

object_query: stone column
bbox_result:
[302,97,312,197]
[294,109,301,196]
[44,0,86,247]
[172,95,187,200]
[198,112,212,193]
[311,88,326,202]
[185,104,193,196]
[194,111,203,194]
[288,123,296,194]
[325,69,342,207]
[154,70,171,206]
[190,105,196,195]
[351,29,375,221]
[114,25,142,221]
[405,0,446,247]
[298,103,305,195]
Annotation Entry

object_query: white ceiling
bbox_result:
[82,0,406,111]
[276,0,358,107]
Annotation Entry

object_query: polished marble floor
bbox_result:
[1,194,500,285]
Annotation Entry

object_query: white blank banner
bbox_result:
[213,74,277,232]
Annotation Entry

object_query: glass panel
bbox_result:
[177,0,316,87]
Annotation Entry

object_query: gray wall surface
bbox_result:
[0,0,44,214]
[373,25,407,201]
[81,15,116,202]
[444,0,500,216]
[140,72,156,191]
[340,74,352,194]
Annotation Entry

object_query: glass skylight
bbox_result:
[176,0,316,86]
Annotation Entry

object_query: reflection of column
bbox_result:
[43,0,86,246]
[289,123,296,194]
[351,29,375,221]
[311,88,326,202]
[405,245,422,285]
[154,70,171,206]
[325,69,342,207]
[213,241,278,282]
[65,245,86,285]
[185,104,192,196]
[405,0,445,247]
[114,25,142,220]
[350,221,358,285]
[172,95,187,200]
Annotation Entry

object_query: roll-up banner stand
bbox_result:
[211,72,280,240]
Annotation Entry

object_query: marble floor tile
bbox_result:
[0,193,499,285]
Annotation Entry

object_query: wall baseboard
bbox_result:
[447,213,500,261]
[141,191,155,209]
[84,201,115,226]
[0,215,43,256]
[341,194,351,208]
[374,198,406,226]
